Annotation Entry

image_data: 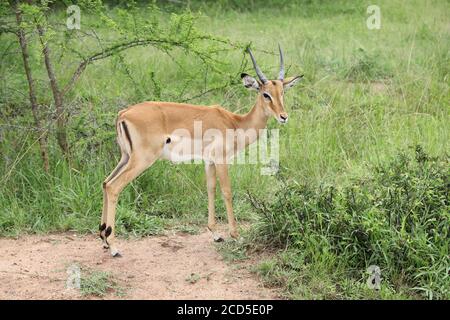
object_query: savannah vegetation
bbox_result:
[0,0,448,299]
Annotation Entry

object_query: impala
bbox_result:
[100,46,303,256]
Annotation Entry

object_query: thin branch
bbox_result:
[61,38,184,97]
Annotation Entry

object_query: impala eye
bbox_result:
[263,93,271,100]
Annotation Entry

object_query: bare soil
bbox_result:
[0,229,278,300]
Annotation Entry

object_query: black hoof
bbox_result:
[214,236,224,243]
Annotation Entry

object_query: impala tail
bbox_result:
[117,119,133,154]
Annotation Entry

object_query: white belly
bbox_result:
[160,136,224,163]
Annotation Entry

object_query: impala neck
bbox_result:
[238,96,269,131]
[233,96,270,147]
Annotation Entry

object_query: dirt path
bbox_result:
[0,230,278,300]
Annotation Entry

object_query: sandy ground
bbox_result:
[0,229,278,300]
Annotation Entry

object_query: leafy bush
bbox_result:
[248,146,449,299]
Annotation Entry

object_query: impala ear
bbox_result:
[283,75,304,91]
[241,73,260,91]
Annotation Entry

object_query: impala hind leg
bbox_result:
[205,162,223,242]
[102,154,158,257]
[216,164,238,239]
[100,152,129,248]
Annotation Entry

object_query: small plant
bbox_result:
[185,273,201,284]
[80,269,124,297]
[215,238,248,262]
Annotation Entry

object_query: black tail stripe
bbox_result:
[121,121,133,151]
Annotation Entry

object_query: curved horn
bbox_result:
[247,48,268,84]
[278,44,285,80]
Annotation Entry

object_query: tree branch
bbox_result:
[60,38,188,97]
[60,34,250,98]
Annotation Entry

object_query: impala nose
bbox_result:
[279,114,288,124]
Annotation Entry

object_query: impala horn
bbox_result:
[247,48,268,84]
[278,44,285,81]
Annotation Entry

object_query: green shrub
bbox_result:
[249,146,449,299]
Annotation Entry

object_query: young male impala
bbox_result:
[100,46,303,256]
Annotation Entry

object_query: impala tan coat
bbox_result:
[100,48,302,256]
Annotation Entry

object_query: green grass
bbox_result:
[0,0,449,299]
[80,268,125,297]
[254,249,415,300]
[215,237,249,262]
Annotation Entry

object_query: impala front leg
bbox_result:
[205,162,223,242]
[216,164,238,239]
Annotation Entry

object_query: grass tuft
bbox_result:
[80,269,125,297]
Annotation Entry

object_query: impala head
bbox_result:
[241,45,303,124]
